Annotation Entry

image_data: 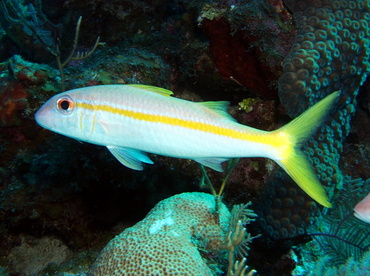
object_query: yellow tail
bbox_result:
[274,92,340,208]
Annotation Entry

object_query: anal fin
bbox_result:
[194,158,229,172]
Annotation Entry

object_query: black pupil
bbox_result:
[60,100,70,110]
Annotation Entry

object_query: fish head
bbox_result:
[35,90,93,142]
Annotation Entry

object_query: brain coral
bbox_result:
[256,170,320,239]
[87,192,231,275]
[279,0,370,195]
[280,0,370,116]
[257,0,370,239]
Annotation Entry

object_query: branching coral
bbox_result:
[225,203,258,276]
[0,0,104,90]
[225,221,255,276]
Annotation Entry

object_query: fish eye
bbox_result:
[56,95,74,114]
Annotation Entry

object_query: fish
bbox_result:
[354,192,370,224]
[35,84,339,207]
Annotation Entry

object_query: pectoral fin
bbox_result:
[107,146,154,170]
[194,158,229,172]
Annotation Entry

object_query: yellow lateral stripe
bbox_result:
[77,102,273,144]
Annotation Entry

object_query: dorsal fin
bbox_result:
[198,101,236,122]
[127,84,174,97]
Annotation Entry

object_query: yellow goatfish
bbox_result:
[35,84,339,207]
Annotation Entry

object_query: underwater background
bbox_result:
[0,0,370,275]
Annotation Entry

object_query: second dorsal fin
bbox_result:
[198,101,236,122]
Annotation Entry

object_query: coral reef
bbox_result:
[198,0,296,99]
[0,267,9,276]
[7,235,71,275]
[88,192,256,275]
[290,177,370,275]
[0,0,59,63]
[0,0,104,90]
[279,0,370,189]
[0,80,30,127]
[256,170,320,240]
[79,48,171,88]
[255,0,370,242]
[0,55,50,127]
[0,55,58,166]
[0,0,369,275]
[280,0,370,114]
[308,249,370,276]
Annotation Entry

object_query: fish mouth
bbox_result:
[35,104,56,130]
[35,107,47,128]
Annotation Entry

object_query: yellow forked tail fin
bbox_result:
[275,92,340,208]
